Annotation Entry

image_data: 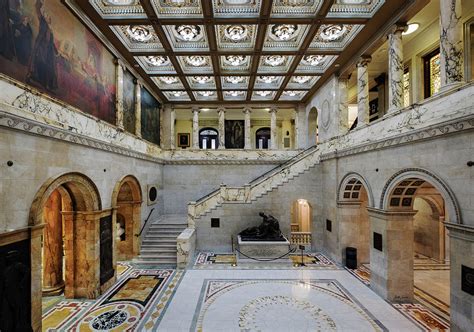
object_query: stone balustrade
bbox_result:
[290,232,312,245]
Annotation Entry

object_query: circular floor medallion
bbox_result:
[90,310,128,330]
[239,295,337,331]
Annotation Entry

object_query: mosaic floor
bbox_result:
[41,257,451,331]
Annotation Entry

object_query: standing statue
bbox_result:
[239,212,285,241]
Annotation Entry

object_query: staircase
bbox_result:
[187,145,320,226]
[134,215,187,266]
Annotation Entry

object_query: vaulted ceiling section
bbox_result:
[72,0,419,105]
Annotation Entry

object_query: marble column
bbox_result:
[243,107,252,150]
[192,107,200,149]
[115,60,124,130]
[388,24,407,112]
[134,81,142,137]
[217,107,226,149]
[367,208,416,302]
[170,106,176,149]
[269,107,278,150]
[42,190,64,295]
[357,56,371,127]
[440,0,464,89]
[337,77,349,134]
[294,104,307,149]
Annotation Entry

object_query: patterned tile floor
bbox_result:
[346,264,450,331]
[41,256,451,331]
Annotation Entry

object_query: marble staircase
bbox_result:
[134,215,187,266]
[187,145,320,226]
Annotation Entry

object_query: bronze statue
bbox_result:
[239,212,285,241]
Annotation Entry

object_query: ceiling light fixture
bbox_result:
[175,24,201,41]
[226,76,245,84]
[198,91,214,97]
[256,91,272,97]
[193,76,212,84]
[258,76,278,83]
[402,23,419,36]
[271,24,298,41]
[224,25,248,41]
[171,91,185,97]
[264,55,286,67]
[127,25,153,42]
[226,91,245,97]
[185,55,207,67]
[159,76,179,84]
[292,76,312,84]
[319,24,347,41]
[145,55,169,67]
[302,55,325,66]
[283,90,304,97]
[224,55,247,66]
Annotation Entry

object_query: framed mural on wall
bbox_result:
[0,0,116,124]
[225,120,244,149]
[122,69,136,133]
[140,87,160,145]
[178,133,190,148]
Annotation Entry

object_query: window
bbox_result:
[403,68,410,108]
[199,128,218,149]
[423,49,441,98]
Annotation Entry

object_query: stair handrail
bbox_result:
[194,145,318,204]
[136,208,154,237]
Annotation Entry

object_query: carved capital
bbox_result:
[191,106,200,114]
[357,55,372,68]
[388,23,408,37]
[217,107,226,114]
[243,107,252,114]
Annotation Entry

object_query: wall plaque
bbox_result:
[326,219,332,232]
[373,232,383,251]
[461,265,474,295]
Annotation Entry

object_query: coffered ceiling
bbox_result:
[73,0,417,105]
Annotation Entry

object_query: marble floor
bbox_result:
[41,256,450,332]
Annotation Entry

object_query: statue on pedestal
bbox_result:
[239,212,285,241]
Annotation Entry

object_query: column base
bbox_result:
[42,281,65,296]
[439,81,464,94]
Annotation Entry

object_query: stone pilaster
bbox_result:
[217,107,226,149]
[440,0,464,90]
[269,107,278,150]
[192,107,200,149]
[357,56,371,127]
[243,107,252,150]
[388,24,407,112]
[115,60,124,130]
[337,77,349,135]
[134,82,142,137]
[367,208,416,302]
[295,104,307,149]
[337,201,363,265]
[445,223,474,332]
[169,106,176,149]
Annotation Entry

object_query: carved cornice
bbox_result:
[320,115,474,161]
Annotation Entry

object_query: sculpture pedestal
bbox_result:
[237,235,291,264]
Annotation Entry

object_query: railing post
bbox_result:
[187,202,196,228]
[219,183,227,203]
[243,184,251,203]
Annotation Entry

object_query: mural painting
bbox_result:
[140,87,160,145]
[123,69,136,133]
[225,120,244,149]
[0,0,116,123]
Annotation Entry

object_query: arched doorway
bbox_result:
[371,168,459,312]
[337,173,373,266]
[307,107,318,146]
[290,199,312,245]
[112,175,142,261]
[199,127,218,149]
[29,173,113,300]
[256,127,270,149]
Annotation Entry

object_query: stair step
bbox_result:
[141,248,177,254]
[145,234,178,238]
[147,230,184,234]
[139,254,177,259]
[141,244,176,248]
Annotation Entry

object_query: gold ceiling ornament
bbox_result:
[263,55,286,67]
[192,76,213,84]
[145,55,170,66]
[126,25,153,42]
[292,76,312,84]
[319,24,348,41]
[257,76,279,83]
[226,76,246,84]
[175,24,201,41]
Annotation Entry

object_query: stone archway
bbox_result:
[336,172,373,266]
[369,168,459,305]
[29,172,115,304]
[111,175,142,261]
[290,199,313,245]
